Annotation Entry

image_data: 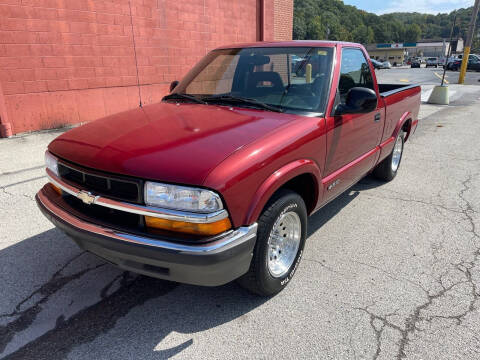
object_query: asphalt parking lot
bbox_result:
[1,76,480,359]
[376,64,480,85]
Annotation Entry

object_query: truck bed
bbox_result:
[378,83,420,97]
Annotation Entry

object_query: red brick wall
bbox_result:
[0,0,292,136]
[273,0,293,40]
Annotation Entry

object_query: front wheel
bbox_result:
[373,132,405,181]
[237,190,307,296]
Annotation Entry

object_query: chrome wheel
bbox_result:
[391,134,403,172]
[267,211,301,278]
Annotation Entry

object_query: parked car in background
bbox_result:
[437,58,446,67]
[37,41,420,296]
[371,59,391,69]
[370,58,384,69]
[426,57,438,67]
[457,53,480,62]
[290,55,305,72]
[445,56,480,71]
[445,57,461,70]
[468,58,480,71]
[411,59,421,68]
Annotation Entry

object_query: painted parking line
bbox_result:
[399,79,410,83]
[434,72,449,84]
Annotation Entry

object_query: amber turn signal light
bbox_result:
[50,182,62,195]
[144,216,232,236]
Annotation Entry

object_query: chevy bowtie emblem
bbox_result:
[77,190,96,205]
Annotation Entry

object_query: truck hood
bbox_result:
[48,102,298,185]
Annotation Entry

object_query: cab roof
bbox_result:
[215,40,361,50]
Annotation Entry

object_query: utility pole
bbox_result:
[459,0,480,84]
[442,12,457,86]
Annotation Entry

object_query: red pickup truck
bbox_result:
[36,41,420,296]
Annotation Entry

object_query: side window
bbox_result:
[339,48,374,102]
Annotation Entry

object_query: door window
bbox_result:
[339,48,374,102]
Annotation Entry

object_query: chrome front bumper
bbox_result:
[46,168,229,224]
[36,184,258,286]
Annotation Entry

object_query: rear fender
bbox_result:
[394,111,412,140]
[383,111,411,146]
[244,159,321,225]
[379,112,412,162]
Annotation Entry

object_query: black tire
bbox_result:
[237,190,307,296]
[373,132,405,182]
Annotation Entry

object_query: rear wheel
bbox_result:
[373,132,404,181]
[237,190,307,296]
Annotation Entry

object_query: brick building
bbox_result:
[0,0,293,137]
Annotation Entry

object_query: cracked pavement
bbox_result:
[1,85,480,359]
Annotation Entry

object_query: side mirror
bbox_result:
[170,80,179,92]
[335,87,377,115]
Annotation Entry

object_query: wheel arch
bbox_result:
[243,159,321,225]
[401,117,413,142]
[393,112,413,142]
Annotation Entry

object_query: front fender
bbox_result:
[244,159,321,225]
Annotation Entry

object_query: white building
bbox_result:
[366,38,464,63]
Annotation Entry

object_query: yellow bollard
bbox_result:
[306,64,312,83]
[458,46,471,84]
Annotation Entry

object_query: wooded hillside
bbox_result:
[294,0,476,48]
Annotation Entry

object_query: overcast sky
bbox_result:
[343,0,474,15]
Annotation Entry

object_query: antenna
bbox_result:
[128,1,143,107]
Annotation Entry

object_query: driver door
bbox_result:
[322,47,384,203]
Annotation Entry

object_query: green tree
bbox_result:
[404,24,422,42]
[372,22,392,43]
[352,25,375,44]
[307,12,345,40]
[307,15,327,39]
[336,26,354,42]
[293,0,477,44]
[293,11,307,39]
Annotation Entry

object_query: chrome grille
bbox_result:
[57,162,142,204]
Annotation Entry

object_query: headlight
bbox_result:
[45,151,59,176]
[144,181,223,213]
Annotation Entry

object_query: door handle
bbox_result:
[374,113,381,122]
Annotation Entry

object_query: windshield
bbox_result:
[170,47,334,115]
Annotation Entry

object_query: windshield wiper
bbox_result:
[162,93,207,104]
[203,95,284,113]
